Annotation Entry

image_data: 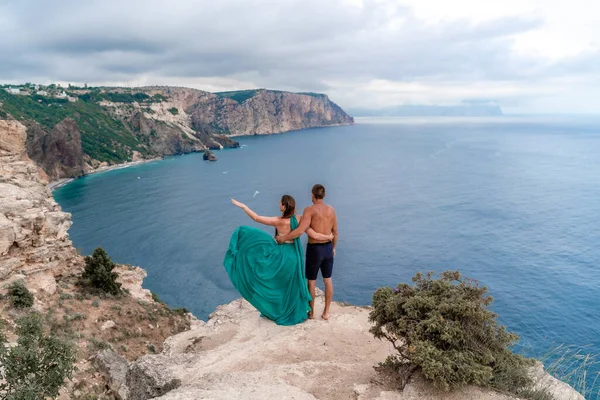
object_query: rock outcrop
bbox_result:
[203,150,217,161]
[187,89,354,136]
[114,293,582,400]
[26,118,87,181]
[0,120,78,280]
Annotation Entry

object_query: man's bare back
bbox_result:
[307,203,336,244]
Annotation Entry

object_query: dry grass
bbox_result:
[541,344,600,399]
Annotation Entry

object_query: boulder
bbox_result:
[203,150,217,161]
[127,355,182,400]
[93,350,130,400]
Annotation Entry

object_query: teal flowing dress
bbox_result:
[223,216,312,326]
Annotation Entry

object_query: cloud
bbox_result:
[0,0,598,112]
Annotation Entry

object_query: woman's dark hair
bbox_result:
[280,195,296,219]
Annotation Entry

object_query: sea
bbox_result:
[54,116,600,395]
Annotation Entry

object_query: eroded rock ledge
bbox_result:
[91,291,582,400]
[0,120,78,281]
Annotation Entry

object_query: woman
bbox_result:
[224,195,333,325]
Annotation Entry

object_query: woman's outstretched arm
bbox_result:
[231,199,279,226]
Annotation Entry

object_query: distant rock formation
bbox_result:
[189,89,355,136]
[203,150,217,161]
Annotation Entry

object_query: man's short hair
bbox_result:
[312,184,326,200]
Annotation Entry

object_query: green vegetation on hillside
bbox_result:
[8,281,34,309]
[370,271,551,399]
[215,89,261,104]
[80,247,123,296]
[216,89,328,104]
[0,90,150,163]
[298,92,327,98]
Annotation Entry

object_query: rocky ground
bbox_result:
[96,292,580,400]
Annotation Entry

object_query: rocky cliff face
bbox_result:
[187,89,354,136]
[26,118,87,180]
[0,120,78,280]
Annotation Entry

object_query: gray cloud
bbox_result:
[0,0,597,111]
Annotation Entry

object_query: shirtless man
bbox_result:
[276,184,338,320]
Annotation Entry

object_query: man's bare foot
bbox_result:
[308,311,315,319]
[321,313,330,320]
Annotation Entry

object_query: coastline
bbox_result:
[48,157,162,191]
[48,122,355,190]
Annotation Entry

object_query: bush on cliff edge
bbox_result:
[369,270,541,397]
[80,247,122,295]
[8,280,34,309]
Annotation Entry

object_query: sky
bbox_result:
[0,0,598,113]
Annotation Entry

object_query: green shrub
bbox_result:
[168,107,179,115]
[369,271,538,396]
[8,280,34,309]
[0,313,76,399]
[81,247,122,295]
[215,89,261,103]
[151,291,165,304]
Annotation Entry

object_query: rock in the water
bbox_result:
[203,150,217,161]
[93,350,130,400]
[127,355,182,400]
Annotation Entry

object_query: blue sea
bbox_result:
[54,116,600,394]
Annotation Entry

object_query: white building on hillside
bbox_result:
[5,88,20,94]
[55,91,67,99]
[36,90,49,96]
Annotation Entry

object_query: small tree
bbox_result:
[369,271,536,395]
[0,313,76,399]
[8,280,34,309]
[81,247,122,295]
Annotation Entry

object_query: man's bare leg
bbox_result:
[307,280,317,319]
[322,277,333,320]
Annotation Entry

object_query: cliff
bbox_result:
[0,120,191,399]
[0,86,353,180]
[0,120,79,280]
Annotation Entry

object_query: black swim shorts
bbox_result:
[305,242,334,280]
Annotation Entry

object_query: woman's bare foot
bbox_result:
[321,312,330,320]
[308,311,315,319]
